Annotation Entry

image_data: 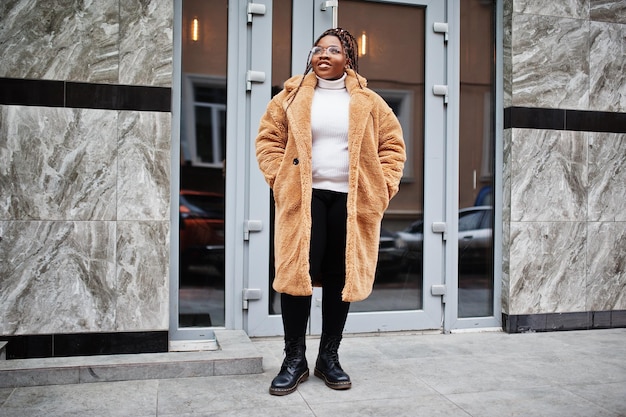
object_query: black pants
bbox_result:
[282,189,351,339]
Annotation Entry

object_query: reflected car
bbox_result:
[395,206,493,271]
[376,228,408,280]
[474,185,493,206]
[179,190,225,274]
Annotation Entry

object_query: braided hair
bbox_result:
[287,27,362,108]
[305,27,360,75]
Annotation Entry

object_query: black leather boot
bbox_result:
[314,334,351,390]
[269,336,309,396]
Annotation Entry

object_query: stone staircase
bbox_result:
[0,330,263,388]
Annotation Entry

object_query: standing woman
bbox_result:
[256,28,405,396]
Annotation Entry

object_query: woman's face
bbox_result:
[311,35,348,80]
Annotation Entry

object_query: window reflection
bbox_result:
[267,0,293,316]
[179,0,228,327]
[458,0,495,318]
[340,0,425,312]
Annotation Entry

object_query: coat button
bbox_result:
[293,158,299,165]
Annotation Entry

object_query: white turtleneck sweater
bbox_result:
[310,73,350,193]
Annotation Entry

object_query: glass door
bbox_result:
[171,0,229,346]
[246,0,448,336]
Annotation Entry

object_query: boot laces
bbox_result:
[283,339,305,368]
[324,339,341,365]
[285,352,302,368]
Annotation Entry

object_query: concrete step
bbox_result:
[0,330,263,388]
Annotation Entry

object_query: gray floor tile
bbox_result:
[158,404,315,417]
[0,389,13,408]
[308,395,472,417]
[562,382,626,416]
[399,354,548,395]
[299,359,442,404]
[512,349,626,385]
[0,380,158,417]
[156,374,307,416]
[447,386,620,417]
[0,329,624,417]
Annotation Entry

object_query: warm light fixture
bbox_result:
[359,31,367,56]
[191,17,199,41]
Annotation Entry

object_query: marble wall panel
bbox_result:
[589,22,626,112]
[0,221,117,334]
[588,132,626,221]
[116,221,169,331]
[502,130,513,225]
[117,111,171,221]
[586,222,626,311]
[0,106,117,221]
[503,1,513,108]
[509,221,587,314]
[590,0,626,24]
[513,0,588,18]
[119,0,173,87]
[501,223,511,313]
[510,129,587,222]
[501,129,512,313]
[512,13,589,109]
[0,0,119,83]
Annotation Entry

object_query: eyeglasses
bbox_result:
[310,45,343,56]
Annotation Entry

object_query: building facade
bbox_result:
[0,0,624,359]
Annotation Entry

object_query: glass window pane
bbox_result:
[268,0,292,316]
[195,85,226,103]
[194,106,214,163]
[458,0,495,318]
[179,0,228,328]
[340,0,425,312]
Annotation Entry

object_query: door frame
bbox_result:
[169,0,504,343]
[442,0,503,332]
[244,0,449,337]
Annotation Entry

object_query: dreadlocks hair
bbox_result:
[287,27,363,108]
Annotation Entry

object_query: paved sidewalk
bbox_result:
[0,328,625,416]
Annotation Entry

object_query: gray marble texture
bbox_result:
[512,13,589,109]
[589,21,626,112]
[116,221,169,331]
[0,104,171,333]
[586,221,626,311]
[0,0,119,83]
[119,0,173,87]
[509,221,587,314]
[513,0,588,19]
[0,218,170,334]
[510,129,587,222]
[0,221,117,334]
[503,1,513,108]
[504,129,626,315]
[501,130,512,313]
[117,111,171,221]
[588,132,626,221]
[0,106,118,221]
[590,0,626,23]
[0,0,173,86]
[507,1,626,112]
[502,1,626,315]
[500,223,511,313]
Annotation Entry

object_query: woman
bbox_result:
[256,28,405,396]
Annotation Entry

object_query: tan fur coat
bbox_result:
[255,69,405,302]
